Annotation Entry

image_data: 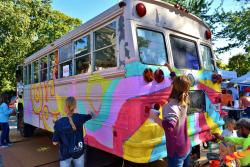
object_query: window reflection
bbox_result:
[28,64,31,84]
[94,21,117,71]
[24,66,27,85]
[49,51,58,80]
[95,22,116,50]
[74,35,91,74]
[200,45,215,71]
[40,56,48,82]
[33,61,39,83]
[170,36,200,70]
[75,36,90,57]
[76,55,91,74]
[137,28,167,65]
[94,47,116,71]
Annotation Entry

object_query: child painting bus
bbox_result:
[16,0,224,164]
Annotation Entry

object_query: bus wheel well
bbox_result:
[17,105,36,137]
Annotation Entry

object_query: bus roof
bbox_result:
[25,0,210,64]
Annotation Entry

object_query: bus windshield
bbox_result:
[137,28,167,65]
[170,36,200,70]
[200,45,215,71]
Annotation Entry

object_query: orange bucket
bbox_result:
[209,160,220,167]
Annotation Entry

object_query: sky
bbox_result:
[51,0,247,64]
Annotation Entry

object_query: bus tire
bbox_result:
[17,106,35,137]
[20,123,35,137]
[85,146,122,167]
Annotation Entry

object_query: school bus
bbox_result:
[16,0,224,164]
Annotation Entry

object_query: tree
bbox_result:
[216,60,228,70]
[211,7,250,53]
[227,54,250,76]
[161,0,214,21]
[0,0,81,93]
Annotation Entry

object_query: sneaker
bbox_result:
[1,145,9,148]
[8,143,13,146]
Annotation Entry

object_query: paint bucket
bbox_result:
[209,160,220,167]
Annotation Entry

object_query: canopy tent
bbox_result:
[230,72,250,86]
[217,68,237,79]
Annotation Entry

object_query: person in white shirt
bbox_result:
[219,118,238,161]
[222,118,237,137]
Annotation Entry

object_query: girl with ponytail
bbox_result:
[53,96,95,167]
[150,75,191,167]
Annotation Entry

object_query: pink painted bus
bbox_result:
[16,0,224,164]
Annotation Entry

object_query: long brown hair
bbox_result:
[65,96,77,131]
[169,75,191,106]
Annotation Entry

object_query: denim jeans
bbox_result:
[0,122,10,146]
[168,153,190,167]
[60,154,84,167]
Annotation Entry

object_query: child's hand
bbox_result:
[90,111,97,119]
[151,109,160,116]
[212,133,224,141]
[149,109,159,120]
[164,63,170,68]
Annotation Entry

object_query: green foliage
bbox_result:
[227,54,250,76]
[0,0,81,93]
[216,60,228,70]
[211,7,250,53]
[161,0,214,20]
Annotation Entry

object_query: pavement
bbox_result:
[0,116,211,167]
[0,116,59,167]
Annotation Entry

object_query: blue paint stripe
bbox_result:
[125,62,170,77]
[150,135,167,162]
[85,78,122,131]
[77,100,87,114]
[205,95,224,126]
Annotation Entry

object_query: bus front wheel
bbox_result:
[17,106,35,137]
[20,123,35,137]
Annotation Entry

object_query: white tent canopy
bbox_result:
[230,72,250,86]
[217,68,237,79]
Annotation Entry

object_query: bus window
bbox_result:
[28,64,31,84]
[94,21,116,71]
[33,60,39,84]
[74,35,91,74]
[23,66,27,85]
[200,45,215,71]
[188,90,205,114]
[40,56,48,82]
[137,28,167,65]
[59,43,73,78]
[49,51,58,80]
[170,36,200,70]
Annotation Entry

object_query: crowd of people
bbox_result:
[221,82,250,111]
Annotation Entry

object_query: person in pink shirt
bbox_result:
[150,75,191,167]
